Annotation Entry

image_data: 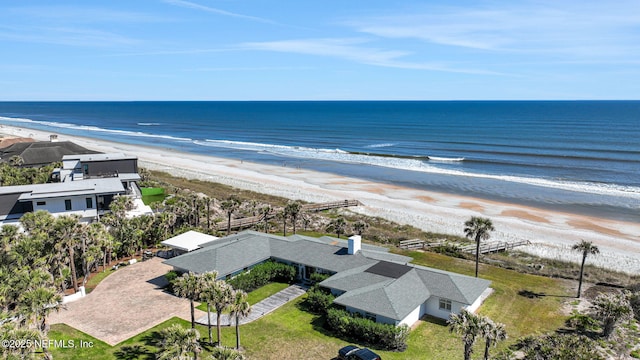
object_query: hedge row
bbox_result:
[228,261,296,292]
[326,308,409,351]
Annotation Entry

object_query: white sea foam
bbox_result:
[137,122,162,126]
[365,143,396,148]
[195,138,640,199]
[428,156,465,162]
[0,117,191,142]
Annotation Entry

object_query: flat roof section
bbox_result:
[364,260,412,279]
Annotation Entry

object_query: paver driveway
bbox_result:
[49,257,204,345]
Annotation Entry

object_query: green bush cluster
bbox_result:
[305,288,335,314]
[309,272,330,285]
[326,308,409,351]
[164,270,178,292]
[228,261,296,292]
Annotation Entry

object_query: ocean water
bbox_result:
[0,101,638,222]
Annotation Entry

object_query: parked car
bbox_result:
[338,345,381,360]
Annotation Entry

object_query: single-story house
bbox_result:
[164,230,492,327]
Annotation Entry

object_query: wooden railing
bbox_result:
[399,239,425,249]
[461,240,531,255]
[301,199,362,212]
[216,199,362,230]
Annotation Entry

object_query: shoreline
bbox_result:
[2,124,639,274]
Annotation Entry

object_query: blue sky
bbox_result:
[1,0,639,100]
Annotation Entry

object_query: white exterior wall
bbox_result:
[465,288,494,314]
[31,196,97,221]
[424,296,466,320]
[398,305,421,327]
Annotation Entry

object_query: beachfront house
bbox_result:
[0,151,152,226]
[0,140,99,167]
[0,178,127,225]
[164,230,492,327]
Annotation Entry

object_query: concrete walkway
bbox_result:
[196,284,307,326]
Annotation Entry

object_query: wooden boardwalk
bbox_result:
[216,199,362,230]
[461,240,531,255]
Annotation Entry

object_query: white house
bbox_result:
[164,231,492,327]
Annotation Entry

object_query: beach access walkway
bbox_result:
[195,284,308,326]
[217,199,362,230]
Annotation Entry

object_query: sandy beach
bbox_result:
[2,125,639,274]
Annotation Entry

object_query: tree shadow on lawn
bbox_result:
[518,289,574,299]
[114,344,154,360]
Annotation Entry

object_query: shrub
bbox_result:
[305,288,335,314]
[309,272,330,285]
[164,270,178,292]
[326,308,409,351]
[228,261,296,292]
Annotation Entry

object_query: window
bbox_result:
[83,164,89,175]
[86,197,93,209]
[65,199,72,211]
[439,299,452,311]
[36,201,46,206]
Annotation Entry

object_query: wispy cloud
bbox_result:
[162,0,275,24]
[240,38,501,75]
[8,6,170,23]
[0,25,138,47]
[185,66,314,72]
[345,1,640,59]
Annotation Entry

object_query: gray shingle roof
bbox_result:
[0,141,99,166]
[163,231,491,322]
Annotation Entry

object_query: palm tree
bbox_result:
[220,196,241,235]
[157,324,201,360]
[210,281,234,347]
[173,272,202,329]
[464,217,495,278]
[210,347,246,360]
[353,220,369,236]
[8,155,24,167]
[53,215,82,292]
[198,271,219,344]
[479,317,507,360]
[285,201,301,235]
[449,309,483,360]
[572,240,599,298]
[229,290,251,350]
[260,206,272,233]
[17,285,62,334]
[590,291,632,338]
[327,216,348,238]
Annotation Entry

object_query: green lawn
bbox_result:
[140,187,166,205]
[49,251,572,359]
[196,281,290,312]
[84,269,115,294]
